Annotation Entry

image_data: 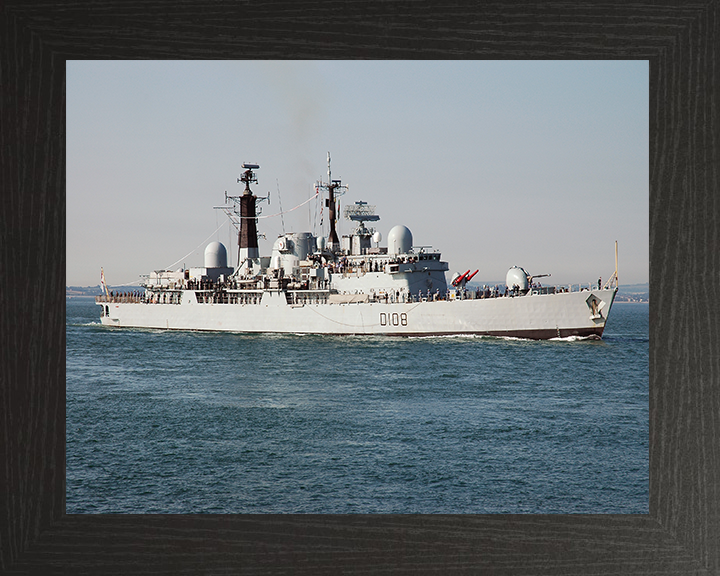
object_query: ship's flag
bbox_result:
[100,267,109,297]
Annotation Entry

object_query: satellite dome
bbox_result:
[204,241,228,268]
[387,225,413,255]
[506,266,529,291]
[372,231,382,244]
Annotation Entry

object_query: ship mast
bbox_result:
[215,163,265,274]
[316,152,347,253]
[237,163,260,265]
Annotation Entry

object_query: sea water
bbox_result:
[66,298,648,514]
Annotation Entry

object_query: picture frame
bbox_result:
[2,2,715,573]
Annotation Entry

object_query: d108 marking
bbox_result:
[380,312,408,327]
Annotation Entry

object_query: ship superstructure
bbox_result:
[97,157,618,338]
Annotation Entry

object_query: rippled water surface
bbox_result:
[67,298,648,513]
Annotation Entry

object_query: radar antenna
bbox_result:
[343,201,380,236]
[238,163,259,191]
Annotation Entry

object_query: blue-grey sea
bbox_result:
[66,298,648,514]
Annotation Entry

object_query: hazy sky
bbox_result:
[67,60,648,287]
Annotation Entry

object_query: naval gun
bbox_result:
[505,267,551,294]
[528,273,551,284]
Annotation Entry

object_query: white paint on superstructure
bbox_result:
[97,159,619,339]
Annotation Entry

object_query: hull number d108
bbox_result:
[380,312,408,327]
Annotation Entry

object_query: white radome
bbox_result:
[204,241,227,268]
[387,225,413,255]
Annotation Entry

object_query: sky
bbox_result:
[67,60,648,287]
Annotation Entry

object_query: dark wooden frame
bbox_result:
[2,2,717,574]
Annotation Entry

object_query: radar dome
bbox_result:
[372,231,382,244]
[387,225,413,255]
[204,241,228,268]
[506,266,529,291]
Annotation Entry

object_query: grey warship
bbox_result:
[97,156,618,338]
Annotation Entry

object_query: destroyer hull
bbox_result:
[98,288,616,339]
